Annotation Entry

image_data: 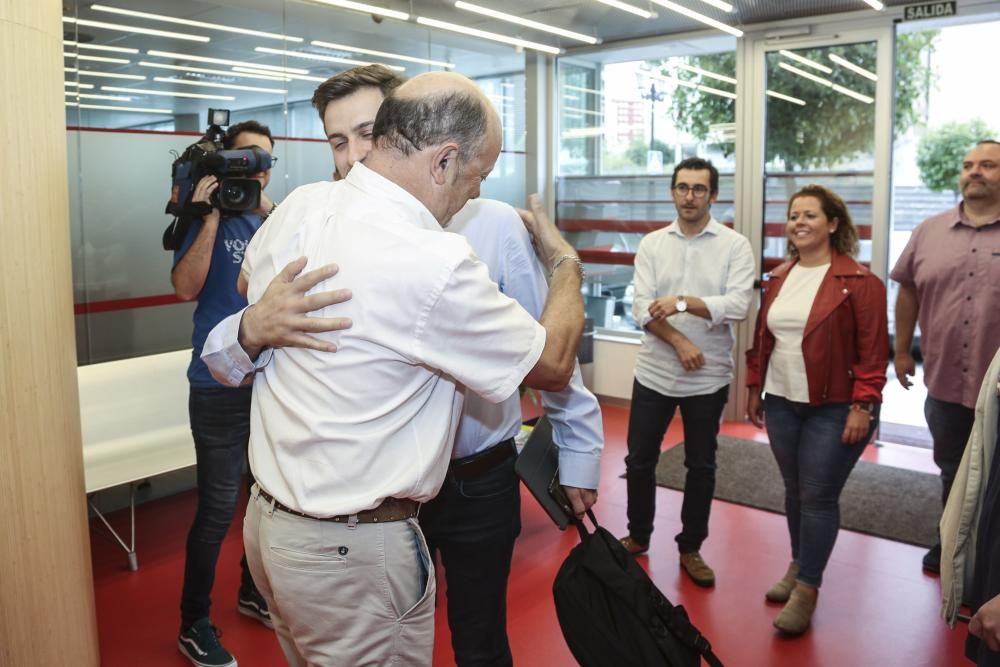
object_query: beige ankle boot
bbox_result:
[773,584,817,635]
[765,562,800,603]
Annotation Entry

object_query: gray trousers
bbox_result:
[244,487,435,666]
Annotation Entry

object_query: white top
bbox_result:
[764,262,830,403]
[447,199,604,489]
[240,163,545,517]
[632,219,756,397]
[203,197,604,490]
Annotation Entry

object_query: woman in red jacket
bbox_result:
[746,184,888,635]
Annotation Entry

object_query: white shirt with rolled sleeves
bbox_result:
[202,195,603,491]
[238,163,545,517]
[631,218,755,397]
[448,199,603,490]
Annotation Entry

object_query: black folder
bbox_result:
[515,416,573,530]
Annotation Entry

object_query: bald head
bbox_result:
[371,71,500,161]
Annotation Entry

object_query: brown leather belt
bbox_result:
[257,487,418,523]
[447,438,517,481]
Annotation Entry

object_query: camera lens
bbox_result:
[223,183,246,206]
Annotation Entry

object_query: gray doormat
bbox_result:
[655,436,941,547]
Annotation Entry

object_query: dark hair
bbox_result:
[311,65,405,122]
[786,184,860,258]
[975,139,1000,148]
[372,90,489,161]
[223,120,274,150]
[671,157,719,195]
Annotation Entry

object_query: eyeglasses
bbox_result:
[672,184,710,198]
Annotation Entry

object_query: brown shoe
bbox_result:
[773,584,818,635]
[765,562,800,603]
[619,536,649,556]
[679,552,715,587]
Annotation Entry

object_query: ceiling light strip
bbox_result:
[828,53,878,81]
[563,84,603,96]
[416,16,561,54]
[254,47,406,71]
[300,0,410,21]
[77,71,147,80]
[765,90,807,106]
[146,50,310,75]
[863,0,885,10]
[140,61,288,82]
[64,53,131,64]
[454,1,598,45]
[675,63,736,85]
[310,40,454,68]
[67,92,134,101]
[232,67,327,83]
[779,49,832,74]
[691,0,734,11]
[64,81,96,88]
[63,41,139,54]
[90,4,303,42]
[62,17,210,43]
[153,76,288,94]
[778,63,874,104]
[593,0,654,20]
[649,0,743,37]
[65,102,173,114]
[102,85,235,100]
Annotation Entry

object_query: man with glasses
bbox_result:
[171,120,277,667]
[619,157,755,588]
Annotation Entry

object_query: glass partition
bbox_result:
[64,0,525,363]
[556,36,737,333]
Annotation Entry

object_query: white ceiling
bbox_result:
[63,0,912,124]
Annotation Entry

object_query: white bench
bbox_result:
[80,349,195,570]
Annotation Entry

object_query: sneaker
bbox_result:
[619,536,649,556]
[238,586,274,630]
[177,618,237,667]
[679,551,716,587]
[922,543,941,574]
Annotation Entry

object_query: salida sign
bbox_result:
[902,0,957,21]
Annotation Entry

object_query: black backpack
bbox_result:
[553,511,723,667]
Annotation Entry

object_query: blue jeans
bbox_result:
[180,386,255,629]
[625,380,729,552]
[764,394,877,587]
[419,454,521,667]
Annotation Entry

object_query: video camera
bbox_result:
[166,108,273,215]
[163,109,273,250]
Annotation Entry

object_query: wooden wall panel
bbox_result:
[0,1,100,664]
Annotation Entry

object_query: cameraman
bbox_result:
[171,120,275,667]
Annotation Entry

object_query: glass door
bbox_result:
[733,24,894,422]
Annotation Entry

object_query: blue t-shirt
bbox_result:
[173,211,263,387]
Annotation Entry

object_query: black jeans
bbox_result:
[925,395,976,507]
[419,454,521,667]
[624,379,729,553]
[180,385,255,630]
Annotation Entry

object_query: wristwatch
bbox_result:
[851,401,876,419]
[675,296,688,313]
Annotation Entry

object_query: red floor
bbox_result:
[91,403,969,666]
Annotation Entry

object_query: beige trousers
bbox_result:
[244,487,435,666]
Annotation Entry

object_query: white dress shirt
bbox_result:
[236,163,545,517]
[203,196,604,490]
[447,199,603,489]
[631,218,756,397]
[764,262,830,403]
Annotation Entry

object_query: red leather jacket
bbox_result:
[746,252,889,405]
